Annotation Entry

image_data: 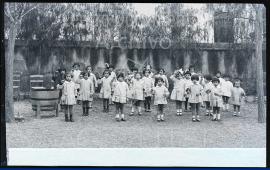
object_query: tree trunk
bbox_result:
[255,5,265,123]
[5,21,19,122]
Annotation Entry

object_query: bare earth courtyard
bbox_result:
[7,99,266,148]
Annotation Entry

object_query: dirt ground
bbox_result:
[6,98,266,148]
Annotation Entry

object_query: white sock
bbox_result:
[217,113,221,119]
[213,114,216,119]
[196,115,200,119]
[121,114,124,119]
[115,114,120,119]
[157,115,160,119]
[192,115,196,119]
[131,107,134,113]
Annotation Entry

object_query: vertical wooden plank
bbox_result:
[255,5,265,123]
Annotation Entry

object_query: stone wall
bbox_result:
[8,40,266,95]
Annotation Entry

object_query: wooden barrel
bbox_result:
[31,89,59,111]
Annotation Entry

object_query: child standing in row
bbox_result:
[86,66,98,108]
[112,73,129,121]
[153,77,170,121]
[155,68,169,89]
[57,72,77,122]
[202,75,213,116]
[210,77,223,121]
[231,79,246,116]
[109,65,117,105]
[184,71,193,111]
[187,75,203,122]
[130,72,144,115]
[221,75,234,111]
[71,63,82,101]
[100,70,115,112]
[170,70,186,116]
[76,72,94,116]
[142,69,154,112]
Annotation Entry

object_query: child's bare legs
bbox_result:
[156,105,161,121]
[103,99,106,112]
[115,102,120,121]
[157,104,164,121]
[223,96,230,111]
[191,103,196,121]
[212,107,220,121]
[196,103,200,121]
[85,101,90,116]
[145,96,151,112]
[160,104,164,121]
[130,100,135,115]
[103,99,109,112]
[64,105,68,122]
[184,98,189,111]
[82,101,86,116]
[69,105,74,122]
[133,101,142,115]
[119,103,125,121]
[233,105,240,116]
[204,101,211,116]
[176,101,183,116]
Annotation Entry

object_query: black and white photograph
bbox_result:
[2,2,267,167]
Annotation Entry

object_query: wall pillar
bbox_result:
[217,51,225,74]
[149,49,154,70]
[183,51,191,71]
[201,51,209,74]
[229,53,238,78]
[133,48,139,69]
[95,48,105,74]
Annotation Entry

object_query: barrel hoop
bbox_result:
[31,98,58,101]
[31,89,57,91]
[32,105,56,107]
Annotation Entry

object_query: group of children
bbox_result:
[54,63,246,123]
